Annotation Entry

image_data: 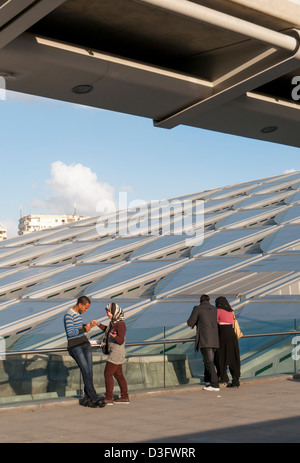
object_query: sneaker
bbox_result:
[113,397,130,404]
[86,400,98,408]
[96,399,107,408]
[101,399,114,405]
[82,397,90,407]
[203,386,220,392]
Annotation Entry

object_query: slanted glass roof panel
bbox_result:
[163,214,204,236]
[128,300,199,328]
[217,179,262,189]
[237,254,300,272]
[154,256,258,297]
[156,254,294,299]
[260,225,300,253]
[204,184,258,200]
[22,262,127,299]
[203,211,235,228]
[0,243,66,267]
[204,197,245,213]
[0,265,69,298]
[274,206,300,225]
[170,270,291,299]
[0,227,62,247]
[167,189,217,201]
[0,247,28,259]
[130,234,202,260]
[238,300,300,322]
[215,208,283,230]
[74,226,106,241]
[66,216,100,227]
[191,227,276,257]
[249,180,300,195]
[235,191,295,209]
[78,236,158,263]
[0,300,70,337]
[31,241,106,265]
[37,225,96,244]
[266,172,300,183]
[285,191,300,205]
[86,259,189,299]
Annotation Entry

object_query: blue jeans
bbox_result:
[69,343,98,401]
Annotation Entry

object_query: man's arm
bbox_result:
[64,312,85,338]
[187,307,198,329]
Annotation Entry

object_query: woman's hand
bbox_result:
[89,320,98,327]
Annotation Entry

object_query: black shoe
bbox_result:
[96,399,107,408]
[226,383,239,388]
[87,400,99,408]
[82,397,91,407]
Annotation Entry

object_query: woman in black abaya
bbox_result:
[214,296,241,388]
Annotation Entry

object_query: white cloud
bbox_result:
[284,169,296,173]
[34,161,116,216]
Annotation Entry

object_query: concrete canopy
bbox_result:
[0,0,300,146]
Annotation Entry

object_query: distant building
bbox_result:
[0,223,7,241]
[18,214,88,235]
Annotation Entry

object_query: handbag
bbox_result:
[101,342,108,355]
[101,323,111,354]
[233,313,243,339]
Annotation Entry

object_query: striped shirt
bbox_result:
[64,308,88,350]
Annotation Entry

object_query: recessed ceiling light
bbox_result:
[261,126,278,133]
[72,85,93,94]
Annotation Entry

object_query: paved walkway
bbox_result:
[0,375,300,444]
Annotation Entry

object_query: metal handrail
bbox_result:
[2,330,300,356]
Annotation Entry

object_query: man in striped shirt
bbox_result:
[64,295,105,408]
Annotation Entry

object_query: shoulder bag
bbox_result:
[233,313,243,339]
[101,323,111,355]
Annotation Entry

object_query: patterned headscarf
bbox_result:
[106,302,124,325]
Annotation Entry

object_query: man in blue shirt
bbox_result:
[64,295,105,408]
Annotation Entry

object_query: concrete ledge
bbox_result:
[0,373,296,415]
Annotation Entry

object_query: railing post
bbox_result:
[294,319,297,375]
[163,327,166,388]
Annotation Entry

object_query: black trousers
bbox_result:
[214,325,240,386]
[200,347,219,388]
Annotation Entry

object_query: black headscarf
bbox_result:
[215,296,233,312]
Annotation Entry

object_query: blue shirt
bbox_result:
[64,308,88,349]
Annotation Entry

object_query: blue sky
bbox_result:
[1,90,299,238]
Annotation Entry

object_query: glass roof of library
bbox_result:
[2,170,300,352]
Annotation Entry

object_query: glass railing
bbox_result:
[1,326,300,406]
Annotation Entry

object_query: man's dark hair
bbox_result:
[77,295,91,305]
[200,294,210,303]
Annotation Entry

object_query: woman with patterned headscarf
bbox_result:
[214,296,241,388]
[96,302,129,405]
